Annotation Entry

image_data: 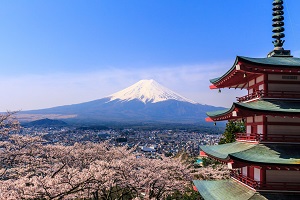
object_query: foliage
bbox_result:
[218,120,245,144]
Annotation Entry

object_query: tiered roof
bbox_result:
[209,56,300,89]
[193,180,300,200]
[200,142,300,165]
[207,99,300,121]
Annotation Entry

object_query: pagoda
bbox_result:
[193,1,300,199]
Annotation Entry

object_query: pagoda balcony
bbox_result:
[261,134,300,143]
[230,171,259,189]
[231,171,300,191]
[236,90,300,102]
[235,133,260,142]
[259,182,300,191]
[236,133,300,143]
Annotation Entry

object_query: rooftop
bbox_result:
[200,142,300,165]
[206,99,300,119]
[193,179,300,200]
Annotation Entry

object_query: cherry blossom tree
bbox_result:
[0,113,194,199]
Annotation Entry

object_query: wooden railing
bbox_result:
[262,134,300,143]
[235,133,300,143]
[230,171,259,189]
[259,182,300,191]
[236,90,262,102]
[235,133,261,142]
[237,90,300,102]
[231,171,300,191]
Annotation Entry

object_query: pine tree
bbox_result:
[219,120,245,144]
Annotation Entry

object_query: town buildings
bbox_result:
[194,0,300,199]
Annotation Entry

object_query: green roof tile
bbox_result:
[231,143,300,165]
[200,142,255,160]
[210,56,300,84]
[200,142,300,165]
[193,179,266,200]
[239,56,300,67]
[235,100,300,113]
[206,100,300,118]
[193,180,300,200]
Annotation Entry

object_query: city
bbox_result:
[20,125,222,158]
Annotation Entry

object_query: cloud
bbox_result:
[0,62,245,111]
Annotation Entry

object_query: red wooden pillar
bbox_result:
[263,115,267,141]
[260,166,266,185]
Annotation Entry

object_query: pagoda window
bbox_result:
[267,116,300,123]
[268,83,300,92]
[266,170,300,183]
[268,74,300,82]
[268,125,300,135]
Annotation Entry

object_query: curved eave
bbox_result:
[200,142,300,166]
[229,143,300,165]
[206,100,300,121]
[209,56,300,89]
[238,56,300,68]
[206,106,238,121]
[200,142,256,162]
[235,100,300,117]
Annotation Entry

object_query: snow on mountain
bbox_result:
[108,79,197,104]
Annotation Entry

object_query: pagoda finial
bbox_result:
[272,0,285,49]
[268,0,291,57]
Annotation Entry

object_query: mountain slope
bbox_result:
[21,79,224,124]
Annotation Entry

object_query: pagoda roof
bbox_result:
[200,142,300,165]
[193,179,300,200]
[193,179,266,200]
[209,56,300,89]
[206,99,300,121]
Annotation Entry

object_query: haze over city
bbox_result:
[1,0,300,111]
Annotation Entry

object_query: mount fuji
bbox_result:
[20,79,224,124]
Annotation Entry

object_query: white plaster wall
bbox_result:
[254,168,261,181]
[247,126,252,134]
[259,84,264,90]
[256,75,264,83]
[254,116,263,122]
[257,125,263,134]
[242,166,247,176]
[247,117,253,123]
[249,79,255,87]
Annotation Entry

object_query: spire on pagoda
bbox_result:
[268,0,291,57]
[272,0,285,49]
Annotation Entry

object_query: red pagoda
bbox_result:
[193,1,300,199]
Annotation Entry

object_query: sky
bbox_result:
[1,0,300,111]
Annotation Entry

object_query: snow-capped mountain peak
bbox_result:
[108,79,197,104]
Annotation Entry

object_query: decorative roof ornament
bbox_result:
[268,0,291,57]
[272,0,285,49]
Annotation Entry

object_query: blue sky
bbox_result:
[1,0,300,111]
